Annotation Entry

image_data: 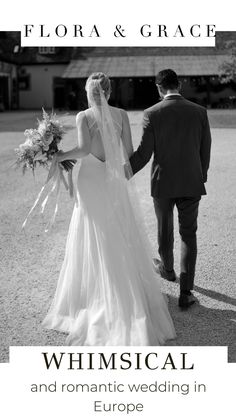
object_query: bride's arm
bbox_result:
[56,112,91,162]
[120,109,134,158]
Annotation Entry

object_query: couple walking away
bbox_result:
[42,69,212,346]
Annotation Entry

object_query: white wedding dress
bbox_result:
[43,85,176,346]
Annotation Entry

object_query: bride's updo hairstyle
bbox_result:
[85,72,111,105]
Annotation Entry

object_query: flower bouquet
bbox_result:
[15,108,76,174]
[15,109,77,232]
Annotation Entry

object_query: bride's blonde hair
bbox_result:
[85,72,111,104]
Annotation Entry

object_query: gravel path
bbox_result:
[0,110,235,363]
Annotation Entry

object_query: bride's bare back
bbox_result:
[76,106,133,162]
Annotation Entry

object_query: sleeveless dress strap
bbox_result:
[113,109,122,131]
[83,108,122,134]
[83,109,96,130]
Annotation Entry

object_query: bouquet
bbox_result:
[15,108,76,174]
[15,109,77,232]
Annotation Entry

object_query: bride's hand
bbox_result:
[56,150,65,163]
[55,151,76,172]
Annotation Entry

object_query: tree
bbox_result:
[219,41,236,83]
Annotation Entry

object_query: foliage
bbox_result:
[219,41,236,84]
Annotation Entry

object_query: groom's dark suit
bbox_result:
[129,94,211,292]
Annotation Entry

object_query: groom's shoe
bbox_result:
[153,258,176,282]
[178,291,196,309]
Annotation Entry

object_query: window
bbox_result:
[18,74,31,90]
[38,47,56,54]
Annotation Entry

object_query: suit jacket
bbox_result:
[129,95,212,198]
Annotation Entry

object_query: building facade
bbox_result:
[61,37,236,110]
[1,32,236,111]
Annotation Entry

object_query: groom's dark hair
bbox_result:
[156,69,179,90]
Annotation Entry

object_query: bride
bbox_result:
[42,72,176,345]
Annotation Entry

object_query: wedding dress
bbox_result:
[42,82,176,345]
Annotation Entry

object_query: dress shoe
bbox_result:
[178,291,196,309]
[153,258,176,282]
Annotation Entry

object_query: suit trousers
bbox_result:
[153,196,201,292]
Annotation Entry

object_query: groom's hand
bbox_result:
[129,111,154,175]
[124,163,133,180]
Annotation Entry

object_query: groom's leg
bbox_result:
[153,198,175,272]
[176,196,201,291]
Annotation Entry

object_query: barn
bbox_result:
[1,31,236,110]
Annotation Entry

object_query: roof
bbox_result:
[62,32,236,78]
[16,47,73,65]
[0,32,73,64]
[70,31,236,59]
[0,30,235,70]
[62,54,229,78]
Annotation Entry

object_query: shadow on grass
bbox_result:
[1,293,235,363]
[194,285,236,307]
[167,294,236,363]
[169,277,236,308]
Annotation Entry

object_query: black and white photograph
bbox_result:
[0,29,236,364]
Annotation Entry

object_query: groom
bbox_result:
[129,69,211,309]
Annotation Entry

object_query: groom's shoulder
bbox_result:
[144,97,208,118]
[182,99,209,122]
[144,101,163,117]
[183,97,207,112]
